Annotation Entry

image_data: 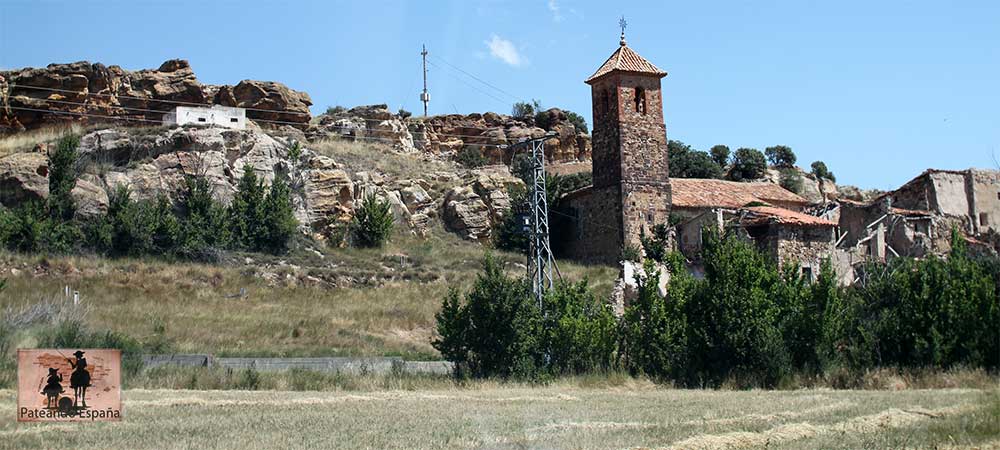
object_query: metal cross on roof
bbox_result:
[619,16,628,45]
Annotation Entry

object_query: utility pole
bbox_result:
[420,45,430,117]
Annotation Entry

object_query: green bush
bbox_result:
[621,259,691,381]
[540,280,618,374]
[351,193,395,248]
[512,100,541,122]
[434,254,617,379]
[2,202,81,253]
[175,176,230,259]
[492,187,529,252]
[779,168,803,194]
[820,232,998,370]
[729,148,768,181]
[455,147,488,168]
[640,224,671,263]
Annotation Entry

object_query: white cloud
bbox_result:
[485,34,524,67]
[548,0,563,22]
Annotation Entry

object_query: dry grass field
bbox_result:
[0,232,616,360]
[0,385,996,449]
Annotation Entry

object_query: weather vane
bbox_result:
[619,16,628,45]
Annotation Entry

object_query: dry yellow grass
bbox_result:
[0,123,86,157]
[0,230,617,359]
[0,386,993,449]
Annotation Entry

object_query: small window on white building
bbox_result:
[231,118,239,123]
[197,117,207,123]
[802,266,814,282]
[981,212,989,226]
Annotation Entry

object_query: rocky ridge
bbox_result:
[0,59,313,132]
[310,104,592,165]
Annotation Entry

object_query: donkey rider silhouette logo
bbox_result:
[17,349,122,422]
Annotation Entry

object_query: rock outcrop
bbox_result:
[0,59,312,132]
[442,166,524,242]
[308,105,591,165]
[0,152,49,206]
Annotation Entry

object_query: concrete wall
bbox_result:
[928,171,971,217]
[164,105,247,129]
[142,355,455,376]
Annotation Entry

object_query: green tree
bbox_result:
[765,145,797,168]
[728,148,767,181]
[564,110,589,134]
[262,177,298,253]
[433,254,540,378]
[48,135,80,220]
[810,161,836,182]
[229,168,268,251]
[621,257,692,381]
[351,193,395,248]
[669,140,723,179]
[709,145,730,167]
[512,99,542,121]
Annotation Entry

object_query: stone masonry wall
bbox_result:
[774,226,836,273]
[562,186,624,264]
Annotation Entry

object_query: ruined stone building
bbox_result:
[833,168,1000,260]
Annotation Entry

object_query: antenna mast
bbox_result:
[420,45,430,117]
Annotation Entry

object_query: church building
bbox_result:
[562,30,673,263]
[561,30,838,270]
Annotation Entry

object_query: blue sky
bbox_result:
[2,0,998,189]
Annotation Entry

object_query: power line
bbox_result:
[4,105,513,149]
[8,82,521,134]
[426,60,510,106]
[429,55,523,102]
[7,98,517,142]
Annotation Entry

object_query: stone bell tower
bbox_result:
[585,26,671,250]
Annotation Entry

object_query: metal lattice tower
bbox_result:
[515,136,555,308]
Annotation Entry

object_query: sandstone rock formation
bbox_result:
[0,59,312,132]
[0,152,49,206]
[308,105,591,165]
[442,166,524,242]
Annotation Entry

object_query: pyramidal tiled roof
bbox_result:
[585,42,667,84]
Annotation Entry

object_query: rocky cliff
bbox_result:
[0,59,313,132]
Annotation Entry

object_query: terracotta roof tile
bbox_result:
[742,206,837,227]
[585,44,667,84]
[670,178,808,209]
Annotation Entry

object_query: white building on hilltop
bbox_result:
[162,105,247,129]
